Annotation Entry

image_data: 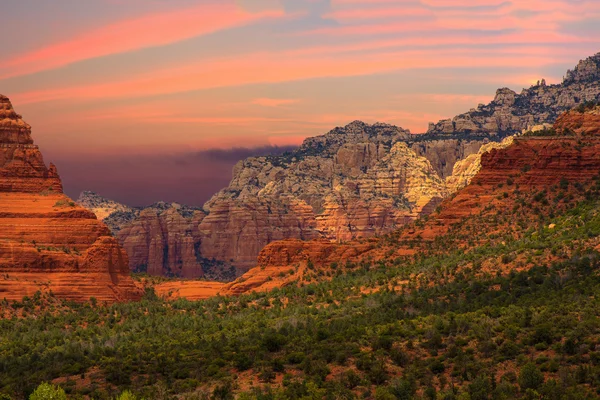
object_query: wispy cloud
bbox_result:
[251,98,300,107]
[0,2,284,79]
[11,46,580,105]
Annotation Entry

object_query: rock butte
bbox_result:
[0,95,141,303]
[156,106,600,299]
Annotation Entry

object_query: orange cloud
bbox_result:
[251,98,301,107]
[311,0,600,36]
[12,45,580,106]
[325,6,432,20]
[0,2,284,79]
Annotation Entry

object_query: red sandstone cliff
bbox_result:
[0,95,141,303]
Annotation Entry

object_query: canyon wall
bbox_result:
[87,121,458,275]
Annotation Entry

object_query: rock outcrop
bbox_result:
[77,191,134,222]
[0,95,141,303]
[84,121,465,276]
[0,97,62,193]
[427,53,600,137]
[445,136,515,194]
[201,121,447,270]
[410,139,486,178]
[554,105,600,136]
[81,124,508,277]
[77,192,236,280]
[118,206,211,279]
[206,108,600,297]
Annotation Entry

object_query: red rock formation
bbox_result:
[0,96,62,193]
[205,111,600,298]
[200,124,449,271]
[199,196,320,271]
[0,95,140,303]
[118,207,207,278]
[82,123,483,279]
[153,280,225,301]
[554,106,600,136]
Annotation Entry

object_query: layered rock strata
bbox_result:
[0,95,140,302]
[77,193,225,279]
[83,54,600,279]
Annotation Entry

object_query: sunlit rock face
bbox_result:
[84,120,495,277]
[427,53,600,137]
[0,95,141,303]
[201,121,447,271]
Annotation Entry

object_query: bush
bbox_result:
[29,383,66,400]
[116,391,138,400]
[518,363,544,391]
[468,375,492,400]
[389,379,416,400]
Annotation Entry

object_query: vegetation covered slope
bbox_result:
[1,174,600,399]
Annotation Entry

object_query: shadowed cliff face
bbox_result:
[0,95,141,303]
[427,53,600,137]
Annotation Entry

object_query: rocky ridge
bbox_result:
[427,53,600,137]
[207,107,600,297]
[87,121,471,275]
[83,126,515,277]
[445,136,515,194]
[77,191,134,221]
[0,95,141,303]
[192,121,449,270]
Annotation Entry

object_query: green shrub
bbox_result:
[518,363,544,391]
[116,391,138,400]
[29,383,66,400]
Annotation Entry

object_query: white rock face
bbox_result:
[427,53,600,137]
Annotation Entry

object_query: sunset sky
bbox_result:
[2,0,599,205]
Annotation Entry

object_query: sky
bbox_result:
[2,0,599,206]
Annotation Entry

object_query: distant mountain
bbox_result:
[427,53,600,137]
[82,121,462,276]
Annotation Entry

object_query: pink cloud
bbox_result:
[325,6,432,20]
[12,45,581,106]
[420,0,507,6]
[0,2,284,79]
[251,98,301,107]
[309,0,600,36]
